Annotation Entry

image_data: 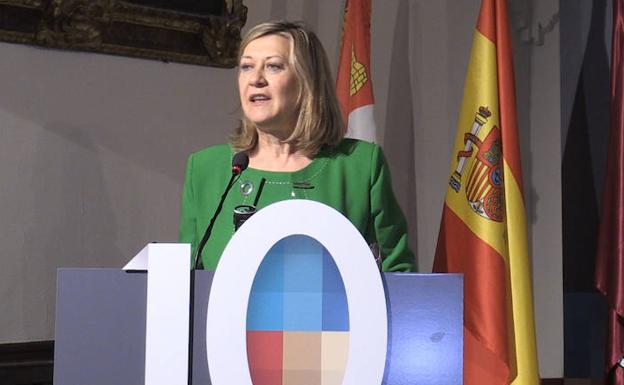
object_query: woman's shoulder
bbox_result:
[325,138,381,161]
[188,143,232,164]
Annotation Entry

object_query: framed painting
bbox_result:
[0,0,247,67]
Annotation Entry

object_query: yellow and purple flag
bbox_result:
[336,0,378,143]
[433,0,540,384]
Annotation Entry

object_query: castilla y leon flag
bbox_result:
[432,0,540,384]
[595,0,624,383]
[336,0,378,143]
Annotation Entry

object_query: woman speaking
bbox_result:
[179,21,413,272]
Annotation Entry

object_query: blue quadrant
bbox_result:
[246,242,284,331]
[283,235,323,293]
[283,292,323,330]
[247,235,349,332]
[247,292,283,330]
[322,248,349,331]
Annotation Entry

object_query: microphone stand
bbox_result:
[188,152,247,383]
[193,172,241,270]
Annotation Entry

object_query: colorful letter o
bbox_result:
[206,200,387,385]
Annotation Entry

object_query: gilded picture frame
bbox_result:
[0,0,247,67]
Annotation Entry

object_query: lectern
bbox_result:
[54,200,463,385]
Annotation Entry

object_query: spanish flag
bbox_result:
[336,0,378,143]
[433,0,540,384]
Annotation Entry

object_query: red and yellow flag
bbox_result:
[336,0,378,143]
[433,0,540,384]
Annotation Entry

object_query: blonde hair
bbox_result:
[231,20,344,157]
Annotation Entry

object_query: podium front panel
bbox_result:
[190,270,213,384]
[54,268,147,385]
[384,273,463,385]
[55,269,462,385]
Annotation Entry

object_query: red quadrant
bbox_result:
[247,331,284,385]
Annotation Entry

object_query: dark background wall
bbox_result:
[560,0,611,379]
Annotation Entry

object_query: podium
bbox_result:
[54,201,463,385]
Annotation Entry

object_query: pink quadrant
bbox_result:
[247,331,284,385]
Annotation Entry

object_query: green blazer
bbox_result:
[179,138,414,271]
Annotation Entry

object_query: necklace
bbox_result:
[239,158,329,202]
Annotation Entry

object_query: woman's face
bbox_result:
[238,34,300,137]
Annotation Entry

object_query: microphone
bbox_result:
[193,151,249,269]
[231,151,249,174]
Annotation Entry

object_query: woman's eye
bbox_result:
[239,63,253,72]
[266,63,284,72]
